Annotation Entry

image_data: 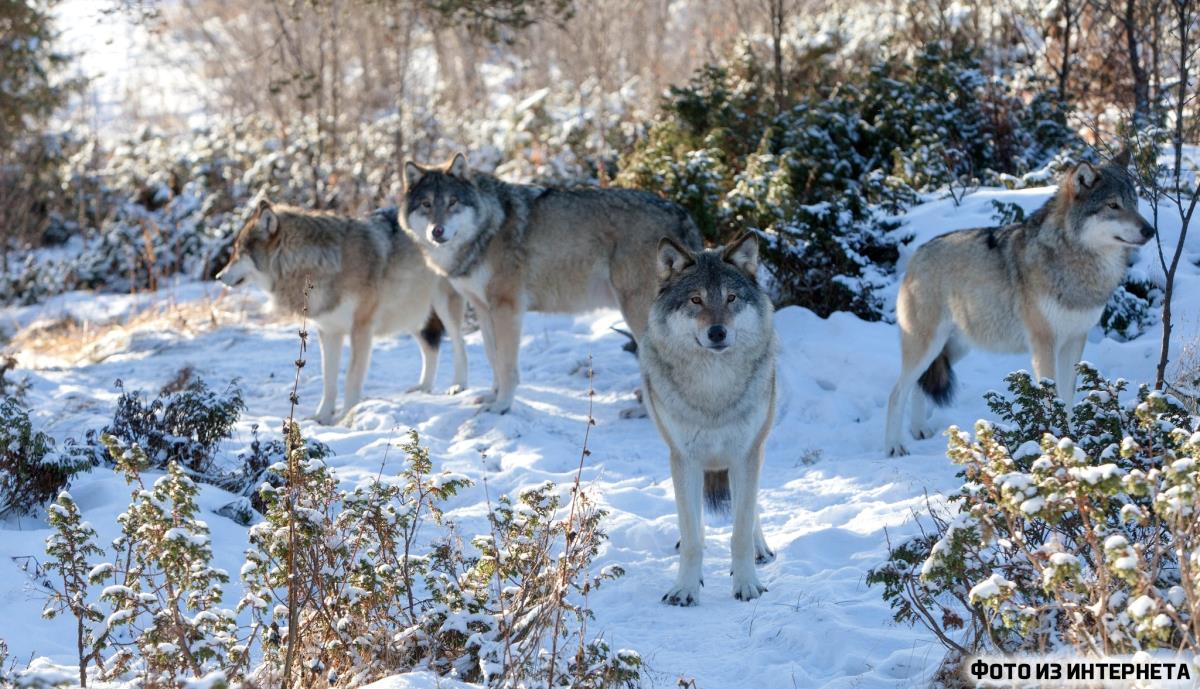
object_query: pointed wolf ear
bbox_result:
[657,237,695,282]
[447,152,469,178]
[1113,146,1132,167]
[1073,162,1098,191]
[256,200,278,236]
[722,232,759,277]
[403,161,424,189]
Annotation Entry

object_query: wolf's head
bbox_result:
[402,153,482,247]
[216,199,278,290]
[1060,151,1155,250]
[652,233,771,354]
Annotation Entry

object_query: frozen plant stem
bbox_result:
[547,354,595,688]
[282,279,312,688]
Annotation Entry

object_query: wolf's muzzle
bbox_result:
[704,324,730,351]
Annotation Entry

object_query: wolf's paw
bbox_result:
[474,391,498,405]
[483,399,512,415]
[406,383,433,394]
[755,547,776,566]
[910,424,935,440]
[619,404,648,419]
[662,581,701,607]
[731,574,767,601]
[445,384,465,395]
[312,410,337,426]
[886,442,910,458]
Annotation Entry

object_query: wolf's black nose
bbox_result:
[1141,223,1156,239]
[432,225,445,240]
[708,325,727,343]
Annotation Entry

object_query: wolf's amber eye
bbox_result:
[447,197,458,208]
[690,296,702,305]
[1108,202,1120,210]
[421,200,432,209]
[727,293,736,303]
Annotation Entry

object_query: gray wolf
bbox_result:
[400,153,702,414]
[216,200,468,424]
[884,153,1154,456]
[641,233,777,605]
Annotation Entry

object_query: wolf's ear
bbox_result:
[257,201,278,236]
[403,161,424,189]
[657,237,695,281]
[447,152,469,178]
[1072,162,1098,191]
[722,232,759,277]
[1113,146,1132,167]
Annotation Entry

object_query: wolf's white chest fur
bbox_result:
[312,295,359,332]
[1037,296,1103,338]
[645,353,773,468]
[449,261,495,307]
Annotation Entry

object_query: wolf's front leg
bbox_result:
[437,288,469,394]
[314,328,344,425]
[753,515,775,565]
[484,303,522,414]
[729,446,767,601]
[341,323,373,420]
[469,296,500,405]
[411,323,440,393]
[1056,334,1086,412]
[664,451,704,606]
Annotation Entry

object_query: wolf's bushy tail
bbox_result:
[419,311,444,349]
[704,470,730,515]
[917,346,956,406]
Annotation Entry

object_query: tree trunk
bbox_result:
[771,0,786,112]
[1154,0,1197,389]
[1058,0,1073,99]
[1124,0,1151,122]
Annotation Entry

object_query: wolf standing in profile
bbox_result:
[400,153,702,414]
[216,200,468,424]
[884,152,1155,456]
[641,233,777,605]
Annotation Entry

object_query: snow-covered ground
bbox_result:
[3,183,1199,688]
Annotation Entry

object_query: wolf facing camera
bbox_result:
[641,233,778,605]
[400,153,703,414]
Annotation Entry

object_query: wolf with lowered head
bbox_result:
[401,153,702,414]
[884,152,1155,456]
[641,233,777,605]
[216,200,468,424]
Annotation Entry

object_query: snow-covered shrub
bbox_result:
[0,395,93,517]
[88,378,245,475]
[423,482,638,687]
[0,354,31,403]
[989,200,1026,225]
[238,424,462,688]
[868,365,1200,658]
[42,491,105,688]
[239,426,637,689]
[1101,279,1160,342]
[89,436,240,685]
[618,42,1079,319]
[215,423,331,518]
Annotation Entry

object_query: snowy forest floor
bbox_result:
[3,183,1199,689]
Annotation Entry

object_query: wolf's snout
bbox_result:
[432,225,446,241]
[707,325,728,347]
[1141,222,1156,240]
